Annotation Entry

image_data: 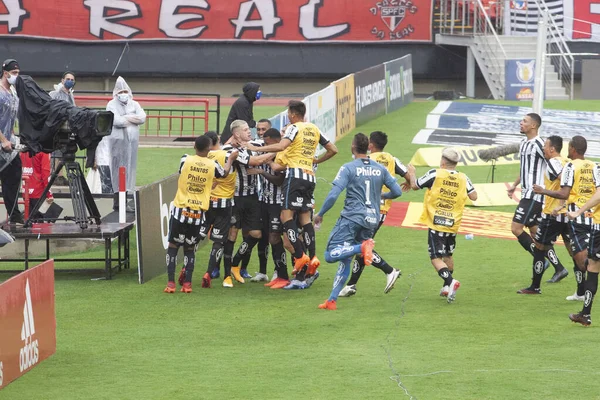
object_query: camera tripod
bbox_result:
[24,151,101,229]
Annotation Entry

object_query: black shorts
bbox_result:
[232,195,262,231]
[282,177,315,212]
[428,229,457,259]
[512,198,542,227]
[200,206,232,243]
[374,213,386,237]
[588,227,600,261]
[569,222,592,255]
[168,216,203,246]
[534,217,570,246]
[261,202,283,234]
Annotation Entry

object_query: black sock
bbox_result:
[232,236,260,267]
[271,241,288,280]
[223,240,235,278]
[208,242,224,273]
[517,232,535,256]
[531,247,546,289]
[575,261,586,296]
[372,251,394,274]
[302,223,316,259]
[296,265,307,281]
[241,252,251,271]
[347,257,365,286]
[545,246,564,272]
[166,246,178,282]
[438,267,453,286]
[583,271,599,315]
[258,238,269,274]
[283,220,304,259]
[183,249,195,283]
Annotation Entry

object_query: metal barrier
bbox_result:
[74,90,221,134]
[74,95,210,137]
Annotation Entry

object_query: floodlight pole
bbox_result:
[532,11,548,119]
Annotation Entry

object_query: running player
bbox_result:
[247,100,338,286]
[517,135,570,294]
[532,136,594,301]
[409,148,477,303]
[340,130,409,297]
[507,113,565,275]
[163,135,237,293]
[314,133,402,310]
[566,162,600,326]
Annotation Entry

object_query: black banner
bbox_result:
[385,55,414,113]
[354,64,386,126]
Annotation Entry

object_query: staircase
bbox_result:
[472,35,569,100]
[435,0,573,100]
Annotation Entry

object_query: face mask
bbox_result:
[256,90,262,101]
[7,74,17,85]
[64,80,75,89]
[118,93,129,104]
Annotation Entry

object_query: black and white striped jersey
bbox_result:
[223,140,262,197]
[260,162,284,205]
[519,136,546,202]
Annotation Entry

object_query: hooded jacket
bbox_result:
[220,82,259,144]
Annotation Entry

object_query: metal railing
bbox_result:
[437,0,503,37]
[533,0,575,99]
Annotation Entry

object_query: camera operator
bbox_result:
[0,59,23,224]
[106,77,146,211]
[49,71,77,186]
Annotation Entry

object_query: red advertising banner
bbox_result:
[0,0,432,42]
[0,260,56,390]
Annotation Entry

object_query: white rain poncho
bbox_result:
[49,82,76,105]
[105,77,146,193]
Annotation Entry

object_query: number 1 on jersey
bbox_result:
[365,180,371,205]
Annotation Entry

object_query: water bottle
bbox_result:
[465,233,474,240]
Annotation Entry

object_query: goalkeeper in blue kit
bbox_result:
[313,133,404,310]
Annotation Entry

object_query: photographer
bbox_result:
[0,59,23,224]
[106,77,146,211]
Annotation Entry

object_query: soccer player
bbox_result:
[256,118,271,139]
[409,148,477,303]
[566,163,600,326]
[340,131,409,297]
[223,120,275,285]
[532,136,595,301]
[199,131,238,288]
[247,100,338,287]
[163,136,237,293]
[247,128,291,287]
[517,136,570,294]
[314,133,402,310]
[507,113,564,275]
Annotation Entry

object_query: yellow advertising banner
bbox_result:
[391,202,563,243]
[410,144,569,167]
[332,74,356,141]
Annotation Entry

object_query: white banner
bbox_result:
[504,0,600,42]
[307,85,336,144]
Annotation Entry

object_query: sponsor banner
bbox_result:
[354,64,386,126]
[307,85,337,155]
[384,55,414,113]
[409,146,520,167]
[0,0,433,43]
[506,0,600,42]
[0,260,56,389]
[384,201,565,243]
[505,59,537,101]
[135,174,205,283]
[414,101,600,158]
[332,74,356,141]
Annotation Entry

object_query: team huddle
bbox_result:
[161,103,600,320]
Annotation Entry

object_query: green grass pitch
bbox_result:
[2,101,600,399]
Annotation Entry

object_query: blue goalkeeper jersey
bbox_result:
[332,158,399,229]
